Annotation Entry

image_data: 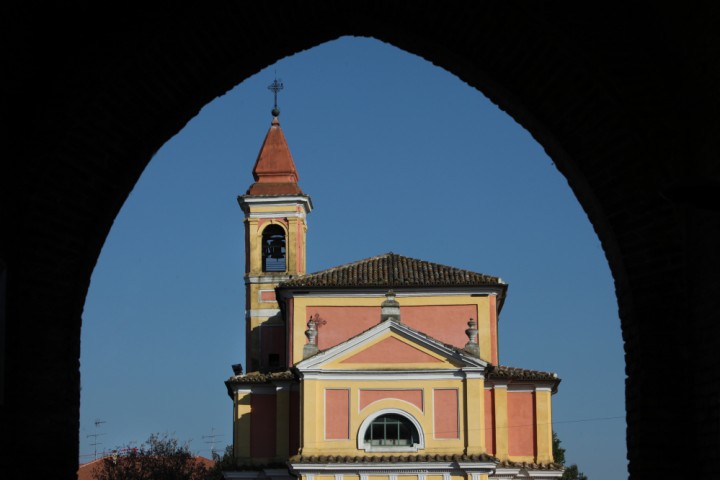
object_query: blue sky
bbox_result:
[80,36,627,478]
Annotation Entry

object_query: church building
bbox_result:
[224,98,563,480]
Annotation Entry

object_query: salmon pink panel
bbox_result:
[434,389,459,438]
[289,390,300,455]
[403,305,477,349]
[260,290,276,302]
[251,393,276,457]
[309,306,379,350]
[325,389,350,439]
[359,389,423,411]
[485,389,495,454]
[340,337,442,364]
[507,392,536,456]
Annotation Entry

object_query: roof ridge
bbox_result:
[279,252,504,289]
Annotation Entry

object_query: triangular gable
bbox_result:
[340,336,442,364]
[325,332,455,370]
[295,319,487,373]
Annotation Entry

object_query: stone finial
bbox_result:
[303,316,319,359]
[380,290,401,322]
[464,318,480,357]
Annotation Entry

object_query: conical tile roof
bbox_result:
[246,116,303,195]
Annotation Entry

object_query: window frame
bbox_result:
[357,409,424,453]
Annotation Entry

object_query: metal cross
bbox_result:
[268,77,284,111]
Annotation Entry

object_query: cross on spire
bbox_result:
[268,76,284,117]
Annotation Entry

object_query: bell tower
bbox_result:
[238,83,312,372]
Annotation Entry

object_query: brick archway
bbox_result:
[2,3,719,479]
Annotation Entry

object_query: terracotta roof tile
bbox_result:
[487,365,560,382]
[77,455,214,479]
[279,253,504,289]
[225,370,296,385]
[246,116,303,195]
[225,369,297,397]
[486,365,561,393]
[496,459,564,471]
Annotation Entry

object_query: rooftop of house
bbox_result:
[77,455,215,480]
[278,252,507,290]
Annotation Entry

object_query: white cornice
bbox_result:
[247,211,307,219]
[462,367,486,379]
[535,385,554,392]
[301,370,471,381]
[486,380,557,391]
[246,275,293,284]
[277,287,504,299]
[522,470,564,478]
[245,309,281,318]
[289,463,496,473]
[238,195,313,213]
[491,467,521,477]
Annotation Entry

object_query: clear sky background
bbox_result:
[80,37,627,478]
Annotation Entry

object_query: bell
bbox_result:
[267,237,285,259]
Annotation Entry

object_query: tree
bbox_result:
[206,445,235,480]
[561,464,588,480]
[552,431,566,464]
[552,431,588,480]
[92,433,211,480]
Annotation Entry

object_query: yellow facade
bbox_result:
[239,196,311,371]
[224,114,562,480]
[233,390,252,461]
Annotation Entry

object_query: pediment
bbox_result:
[295,319,487,372]
[340,336,443,364]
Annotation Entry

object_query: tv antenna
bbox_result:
[202,427,223,457]
[87,418,107,460]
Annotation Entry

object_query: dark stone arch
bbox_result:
[2,2,719,479]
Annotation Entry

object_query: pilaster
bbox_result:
[234,390,252,460]
[275,381,291,459]
[492,384,508,460]
[464,370,485,454]
[535,386,553,463]
[300,378,319,454]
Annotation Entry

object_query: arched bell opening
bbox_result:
[262,224,287,273]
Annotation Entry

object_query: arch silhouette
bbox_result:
[3,3,719,479]
[261,223,288,273]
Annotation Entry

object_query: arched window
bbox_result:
[358,410,424,452]
[261,225,286,272]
